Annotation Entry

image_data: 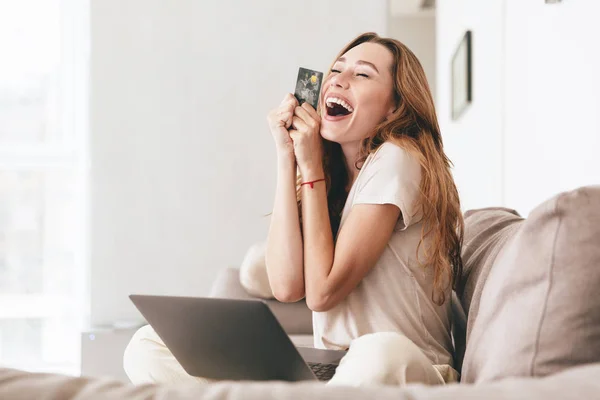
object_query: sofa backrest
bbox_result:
[458,186,600,383]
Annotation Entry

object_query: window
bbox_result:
[0,0,88,375]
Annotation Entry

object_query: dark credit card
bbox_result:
[294,67,323,109]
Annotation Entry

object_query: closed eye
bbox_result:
[330,69,369,78]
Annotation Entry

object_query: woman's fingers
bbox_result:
[293,106,310,123]
[281,93,299,108]
[278,110,293,129]
[291,115,308,132]
[301,102,320,121]
[266,94,304,154]
[294,106,318,130]
[276,94,298,128]
[288,129,302,147]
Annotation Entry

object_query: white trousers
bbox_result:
[123,325,455,387]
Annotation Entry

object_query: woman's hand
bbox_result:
[289,102,324,180]
[267,93,298,156]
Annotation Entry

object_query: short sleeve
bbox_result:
[353,142,423,230]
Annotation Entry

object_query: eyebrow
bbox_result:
[336,57,380,74]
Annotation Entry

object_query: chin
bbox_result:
[320,117,352,144]
[321,125,364,146]
[320,127,343,143]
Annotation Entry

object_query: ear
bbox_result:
[385,105,397,122]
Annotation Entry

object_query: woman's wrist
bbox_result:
[276,151,297,179]
[300,165,325,183]
[276,148,295,164]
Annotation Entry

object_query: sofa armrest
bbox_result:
[209,268,313,335]
[2,362,600,400]
[0,368,161,400]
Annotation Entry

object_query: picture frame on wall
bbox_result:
[451,30,472,120]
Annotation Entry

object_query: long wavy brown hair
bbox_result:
[297,32,464,305]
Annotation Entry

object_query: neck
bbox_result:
[340,141,362,189]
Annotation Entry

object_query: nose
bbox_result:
[329,71,350,89]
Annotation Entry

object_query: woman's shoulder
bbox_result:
[355,141,422,193]
[366,141,420,173]
[353,141,424,229]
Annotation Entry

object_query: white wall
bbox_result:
[504,0,600,215]
[437,0,600,216]
[388,11,437,101]
[436,0,505,212]
[90,0,388,326]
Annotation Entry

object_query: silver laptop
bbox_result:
[129,295,346,382]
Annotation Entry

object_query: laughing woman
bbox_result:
[265,32,463,385]
[123,32,463,386]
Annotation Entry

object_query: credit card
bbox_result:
[294,67,323,110]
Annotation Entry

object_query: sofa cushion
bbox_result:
[451,207,523,374]
[462,186,600,383]
[458,207,524,340]
[210,268,313,335]
[239,241,275,299]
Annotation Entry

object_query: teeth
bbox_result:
[325,97,354,113]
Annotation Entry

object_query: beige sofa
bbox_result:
[1,186,599,399]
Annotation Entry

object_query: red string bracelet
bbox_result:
[300,178,325,189]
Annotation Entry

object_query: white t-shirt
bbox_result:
[312,141,454,367]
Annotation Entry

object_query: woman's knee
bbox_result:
[123,325,164,384]
[342,332,424,365]
[329,332,443,387]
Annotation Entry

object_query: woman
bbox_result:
[265,31,463,385]
[124,32,463,386]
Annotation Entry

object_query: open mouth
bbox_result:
[325,96,354,117]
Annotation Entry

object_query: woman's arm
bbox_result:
[302,143,423,312]
[265,151,305,302]
[288,103,402,312]
[265,94,306,302]
[265,152,304,302]
[300,169,400,312]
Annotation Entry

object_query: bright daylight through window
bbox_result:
[0,0,88,375]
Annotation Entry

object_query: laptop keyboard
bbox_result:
[307,362,338,381]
